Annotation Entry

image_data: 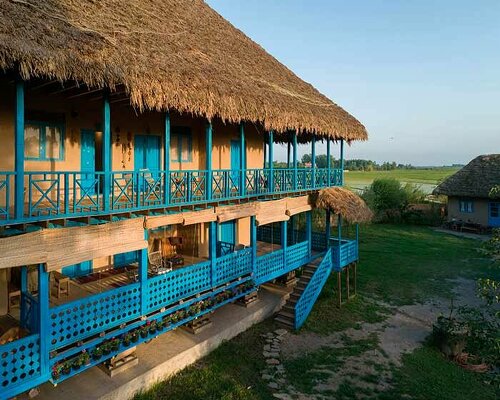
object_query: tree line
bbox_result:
[273,155,415,170]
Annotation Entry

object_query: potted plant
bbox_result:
[140,322,150,338]
[149,320,157,335]
[91,346,103,361]
[109,337,120,352]
[433,314,469,358]
[130,329,139,343]
[61,361,71,376]
[52,364,63,380]
[122,332,132,347]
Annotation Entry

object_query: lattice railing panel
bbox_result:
[146,261,211,313]
[49,283,141,350]
[295,249,333,329]
[0,334,41,392]
[311,231,327,251]
[214,248,252,286]
[255,249,285,284]
[287,241,309,269]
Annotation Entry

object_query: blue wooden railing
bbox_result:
[0,167,343,225]
[295,248,333,329]
[330,238,359,271]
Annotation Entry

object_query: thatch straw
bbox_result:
[0,0,367,141]
[433,154,500,198]
[315,187,373,223]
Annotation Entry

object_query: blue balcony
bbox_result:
[0,167,343,226]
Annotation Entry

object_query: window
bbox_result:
[24,122,64,160]
[170,127,192,163]
[459,199,474,213]
[490,202,499,218]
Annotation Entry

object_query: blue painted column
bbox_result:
[306,211,312,257]
[281,219,288,266]
[209,221,217,286]
[102,91,111,211]
[337,215,343,266]
[263,133,267,168]
[206,122,213,201]
[287,141,291,168]
[292,131,298,190]
[289,215,295,244]
[325,210,331,249]
[240,122,246,197]
[14,79,25,220]
[340,139,344,186]
[355,223,359,259]
[164,112,171,205]
[268,130,274,193]
[311,136,316,189]
[326,138,331,187]
[38,264,49,377]
[139,230,149,315]
[250,216,257,275]
[20,266,27,328]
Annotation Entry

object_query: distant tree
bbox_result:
[301,154,312,165]
[362,178,409,221]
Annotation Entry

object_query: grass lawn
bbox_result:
[344,167,459,185]
[134,225,498,400]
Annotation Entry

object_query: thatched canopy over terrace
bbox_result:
[0,0,367,142]
[316,187,373,223]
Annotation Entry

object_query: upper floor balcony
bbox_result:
[0,76,346,228]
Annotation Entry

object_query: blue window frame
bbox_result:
[490,202,499,218]
[459,199,474,213]
[24,121,65,161]
[170,127,192,163]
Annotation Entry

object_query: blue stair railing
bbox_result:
[294,248,333,329]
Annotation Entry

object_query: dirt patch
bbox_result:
[277,278,483,398]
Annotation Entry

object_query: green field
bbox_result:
[344,167,459,191]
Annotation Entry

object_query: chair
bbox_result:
[7,283,21,312]
[52,271,70,299]
[148,251,172,275]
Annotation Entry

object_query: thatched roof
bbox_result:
[316,187,373,223]
[0,0,367,142]
[433,154,500,199]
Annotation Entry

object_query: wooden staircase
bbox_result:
[275,263,318,328]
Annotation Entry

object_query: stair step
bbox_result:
[275,316,294,328]
[282,305,295,314]
[278,310,295,319]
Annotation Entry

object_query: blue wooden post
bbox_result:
[139,230,149,315]
[287,141,291,168]
[14,79,25,220]
[164,112,171,205]
[250,216,257,275]
[240,122,246,197]
[20,266,27,328]
[355,223,359,259]
[325,210,331,248]
[340,139,344,186]
[281,219,288,267]
[206,122,213,201]
[289,215,295,244]
[209,221,217,286]
[102,91,111,211]
[306,211,312,257]
[38,264,49,377]
[337,215,343,266]
[326,138,331,186]
[263,133,267,168]
[268,130,274,193]
[292,131,298,190]
[311,136,316,189]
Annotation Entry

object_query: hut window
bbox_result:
[459,199,474,213]
[490,202,499,218]
[24,121,64,161]
[170,127,192,163]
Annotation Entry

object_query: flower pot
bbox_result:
[103,349,111,356]
[140,331,148,339]
[92,353,101,361]
[123,340,131,347]
[149,328,157,335]
[72,364,81,371]
[131,335,139,343]
[62,366,71,375]
[111,344,119,352]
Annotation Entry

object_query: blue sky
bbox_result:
[207,0,500,166]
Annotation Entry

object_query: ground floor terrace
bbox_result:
[0,197,359,399]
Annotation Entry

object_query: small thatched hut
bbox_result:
[316,187,373,224]
[433,154,500,228]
